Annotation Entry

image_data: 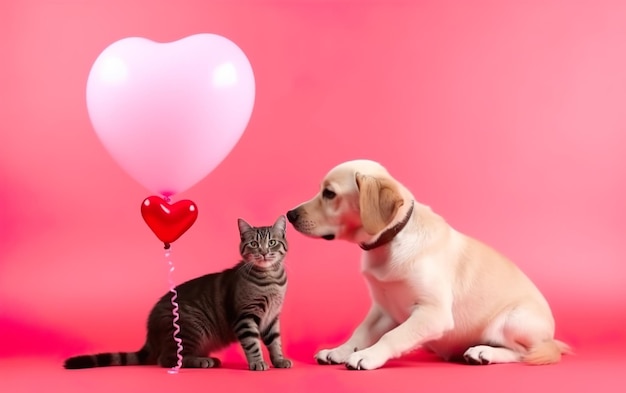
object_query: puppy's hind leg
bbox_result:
[462,309,525,365]
[464,304,569,366]
[463,345,521,365]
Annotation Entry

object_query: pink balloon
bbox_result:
[86,34,255,196]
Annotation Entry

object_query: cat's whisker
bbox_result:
[238,261,253,277]
[236,261,248,275]
[283,262,294,275]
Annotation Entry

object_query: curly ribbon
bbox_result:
[165,241,184,374]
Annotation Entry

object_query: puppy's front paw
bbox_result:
[315,345,356,365]
[345,348,388,371]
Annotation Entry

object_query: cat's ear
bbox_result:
[273,215,287,234]
[237,218,252,236]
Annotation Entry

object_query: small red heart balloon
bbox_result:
[140,196,198,246]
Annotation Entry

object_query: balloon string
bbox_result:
[165,246,184,374]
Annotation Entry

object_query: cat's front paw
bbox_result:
[272,358,293,369]
[249,360,269,371]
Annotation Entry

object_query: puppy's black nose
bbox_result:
[286,209,299,223]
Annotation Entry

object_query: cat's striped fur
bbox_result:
[64,216,291,371]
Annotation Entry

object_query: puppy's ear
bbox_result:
[356,173,404,235]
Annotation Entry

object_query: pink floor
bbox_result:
[2,346,625,393]
[4,0,626,391]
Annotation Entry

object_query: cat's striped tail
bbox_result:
[63,345,151,369]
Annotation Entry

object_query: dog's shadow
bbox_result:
[318,350,457,371]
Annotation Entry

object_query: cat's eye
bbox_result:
[250,241,259,248]
[322,188,336,200]
[269,239,277,247]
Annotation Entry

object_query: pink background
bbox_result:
[2,0,626,391]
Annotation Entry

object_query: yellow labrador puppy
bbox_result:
[286,159,569,370]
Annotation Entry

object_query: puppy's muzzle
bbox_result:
[286,209,299,224]
[287,208,335,240]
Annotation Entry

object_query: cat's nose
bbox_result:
[286,209,299,223]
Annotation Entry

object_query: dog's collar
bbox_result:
[359,200,415,251]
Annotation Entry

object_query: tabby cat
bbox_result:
[64,216,292,371]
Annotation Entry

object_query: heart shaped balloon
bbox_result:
[87,34,255,197]
[141,196,198,246]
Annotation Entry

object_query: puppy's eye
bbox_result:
[269,239,277,246]
[322,189,336,200]
[250,241,259,248]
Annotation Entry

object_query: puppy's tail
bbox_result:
[523,339,572,365]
